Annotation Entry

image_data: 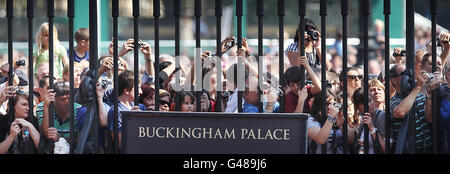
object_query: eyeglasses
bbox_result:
[348,75,363,80]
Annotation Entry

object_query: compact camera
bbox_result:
[224,39,235,51]
[333,102,343,110]
[100,79,111,89]
[10,86,19,92]
[137,41,144,48]
[15,59,26,66]
[425,73,435,80]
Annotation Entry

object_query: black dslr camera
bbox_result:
[307,29,319,41]
[399,68,416,97]
[392,50,406,57]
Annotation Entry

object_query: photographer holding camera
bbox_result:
[37,82,82,153]
[389,55,441,153]
[0,87,41,154]
[0,57,29,87]
[285,18,330,71]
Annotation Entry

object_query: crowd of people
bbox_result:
[0,17,449,154]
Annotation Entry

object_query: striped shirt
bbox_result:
[389,93,432,153]
[284,42,321,72]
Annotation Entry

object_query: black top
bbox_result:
[0,115,40,154]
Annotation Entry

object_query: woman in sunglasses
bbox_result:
[158,89,171,112]
[339,67,363,127]
[0,87,40,154]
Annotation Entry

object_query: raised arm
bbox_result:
[298,56,321,95]
[0,122,21,154]
[308,103,339,144]
[141,42,155,78]
[393,71,427,118]
[40,89,55,139]
[439,33,450,67]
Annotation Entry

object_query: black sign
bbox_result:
[122,111,308,154]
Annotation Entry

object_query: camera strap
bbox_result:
[395,101,417,154]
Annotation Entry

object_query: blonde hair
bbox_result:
[368,79,385,91]
[36,22,61,53]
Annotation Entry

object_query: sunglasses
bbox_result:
[348,75,363,80]
[159,100,170,106]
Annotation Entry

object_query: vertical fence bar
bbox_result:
[362,0,370,154]
[27,0,34,138]
[257,0,264,113]
[89,1,98,71]
[154,0,160,111]
[174,0,180,113]
[236,0,243,113]
[299,0,306,88]
[195,0,202,112]
[67,0,75,154]
[405,0,416,154]
[174,0,180,64]
[278,0,285,113]
[383,0,391,154]
[112,0,119,154]
[405,0,414,72]
[215,0,223,112]
[133,0,140,106]
[47,0,55,154]
[89,0,99,154]
[431,0,438,154]
[341,0,349,154]
[6,1,14,147]
[320,0,328,153]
